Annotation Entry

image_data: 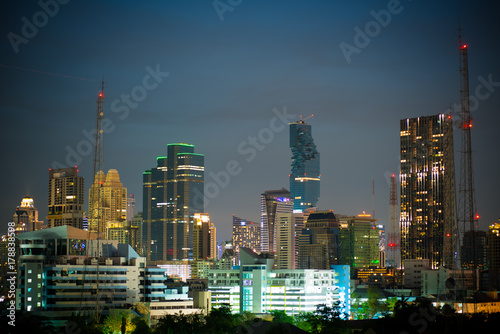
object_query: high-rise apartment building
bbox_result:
[260,189,292,253]
[400,114,455,269]
[143,143,204,261]
[47,167,84,229]
[232,215,260,253]
[88,169,127,233]
[289,119,320,212]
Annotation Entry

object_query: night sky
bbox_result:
[1,0,499,243]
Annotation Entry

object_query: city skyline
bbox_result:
[1,1,500,244]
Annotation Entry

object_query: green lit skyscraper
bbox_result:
[143,143,204,261]
[289,120,320,212]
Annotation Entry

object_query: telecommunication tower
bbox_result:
[457,30,478,290]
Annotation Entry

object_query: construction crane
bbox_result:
[299,114,314,122]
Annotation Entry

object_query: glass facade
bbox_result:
[143,143,204,261]
[399,115,455,269]
[289,121,320,212]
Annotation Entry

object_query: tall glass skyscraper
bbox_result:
[289,120,320,212]
[400,114,455,269]
[143,143,204,261]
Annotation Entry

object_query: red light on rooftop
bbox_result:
[392,174,395,178]
[447,115,452,119]
[475,214,480,220]
[469,123,472,128]
[99,93,103,97]
[446,233,451,237]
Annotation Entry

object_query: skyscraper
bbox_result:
[399,114,455,269]
[260,188,292,253]
[298,210,339,270]
[289,119,320,212]
[232,215,261,253]
[192,213,217,260]
[88,169,127,233]
[47,167,84,229]
[143,143,204,261]
[337,213,380,269]
[13,196,44,232]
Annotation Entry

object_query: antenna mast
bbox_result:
[91,80,104,323]
[457,28,478,291]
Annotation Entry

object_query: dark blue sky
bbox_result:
[1,0,499,243]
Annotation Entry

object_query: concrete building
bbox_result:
[47,167,84,229]
[15,226,201,327]
[403,259,431,289]
[208,248,350,316]
[421,266,479,297]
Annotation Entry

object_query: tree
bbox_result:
[154,311,204,334]
[305,304,349,334]
[102,309,135,334]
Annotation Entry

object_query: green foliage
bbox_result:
[269,310,295,325]
[304,304,349,334]
[131,317,153,334]
[154,310,205,334]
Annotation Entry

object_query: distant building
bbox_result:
[289,119,320,212]
[192,213,217,260]
[13,195,44,232]
[337,213,380,269]
[143,143,204,261]
[298,210,339,270]
[126,194,136,222]
[404,259,431,289]
[488,221,500,272]
[260,188,292,253]
[208,248,350,316]
[400,115,456,269]
[232,215,260,254]
[422,266,479,297]
[47,167,84,229]
[88,169,127,233]
[461,230,488,270]
[275,198,295,269]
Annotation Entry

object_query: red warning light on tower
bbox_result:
[99,93,103,97]
[475,214,480,220]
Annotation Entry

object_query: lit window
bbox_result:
[27,297,32,301]
[28,279,32,283]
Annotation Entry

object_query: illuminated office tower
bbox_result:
[47,167,84,229]
[232,215,260,253]
[143,143,204,261]
[337,213,380,269]
[400,114,455,269]
[13,195,44,232]
[260,189,292,253]
[289,119,320,212]
[88,169,127,233]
